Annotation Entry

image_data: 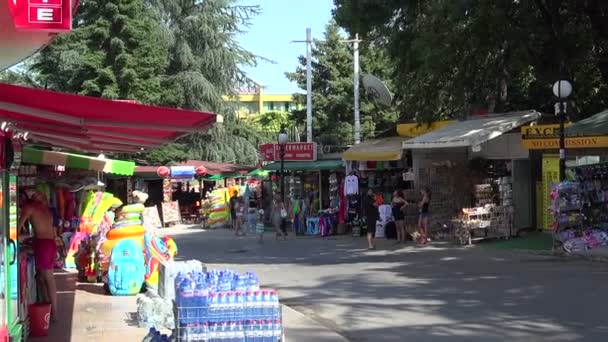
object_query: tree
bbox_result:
[148,0,270,165]
[333,0,608,122]
[286,20,398,145]
[32,0,168,104]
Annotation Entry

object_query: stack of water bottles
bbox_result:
[174,269,283,342]
[143,327,172,342]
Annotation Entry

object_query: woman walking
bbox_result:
[272,198,287,240]
[392,190,407,244]
[418,188,431,244]
[364,189,379,250]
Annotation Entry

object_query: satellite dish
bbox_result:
[362,74,393,106]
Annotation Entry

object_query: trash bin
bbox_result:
[29,303,51,337]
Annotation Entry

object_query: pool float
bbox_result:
[144,233,177,289]
[107,239,145,296]
[100,236,144,258]
[114,221,143,229]
[65,232,88,269]
[121,203,145,214]
[106,225,146,240]
[118,212,141,221]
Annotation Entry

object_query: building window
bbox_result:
[284,102,290,112]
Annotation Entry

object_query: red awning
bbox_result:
[0,83,220,153]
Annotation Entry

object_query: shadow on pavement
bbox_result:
[170,228,608,342]
[33,271,76,342]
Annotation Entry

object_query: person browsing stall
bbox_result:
[19,190,58,321]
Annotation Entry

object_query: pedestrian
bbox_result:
[272,198,287,240]
[364,189,379,250]
[229,192,238,230]
[247,199,258,234]
[418,187,432,244]
[19,190,58,321]
[256,209,266,243]
[391,190,407,244]
[235,197,245,236]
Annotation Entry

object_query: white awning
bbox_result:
[402,110,541,149]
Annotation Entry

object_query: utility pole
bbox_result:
[291,28,313,142]
[342,34,363,144]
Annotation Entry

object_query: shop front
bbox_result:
[262,159,344,236]
[403,110,540,243]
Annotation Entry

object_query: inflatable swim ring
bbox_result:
[121,203,145,214]
[106,225,145,240]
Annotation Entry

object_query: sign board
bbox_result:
[161,201,181,225]
[8,0,74,32]
[142,206,162,230]
[521,124,608,149]
[170,166,195,179]
[259,142,317,161]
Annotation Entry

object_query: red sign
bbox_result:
[260,143,317,161]
[8,0,73,32]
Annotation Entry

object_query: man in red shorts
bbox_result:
[19,190,57,320]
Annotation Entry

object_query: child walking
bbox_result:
[256,209,265,243]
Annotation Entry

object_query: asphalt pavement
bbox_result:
[168,226,608,342]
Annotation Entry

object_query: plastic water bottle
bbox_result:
[261,290,271,319]
[179,276,195,324]
[235,291,245,322]
[245,291,254,319]
[218,292,228,322]
[208,292,218,323]
[246,273,260,291]
[273,320,282,342]
[226,291,235,321]
[234,322,245,342]
[253,291,263,318]
[208,322,218,342]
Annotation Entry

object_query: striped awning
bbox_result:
[22,147,135,176]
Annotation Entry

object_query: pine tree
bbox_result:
[149,0,269,165]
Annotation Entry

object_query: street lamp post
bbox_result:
[278,125,289,203]
[553,80,573,181]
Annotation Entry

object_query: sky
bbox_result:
[237,0,335,94]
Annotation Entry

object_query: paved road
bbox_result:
[169,227,608,342]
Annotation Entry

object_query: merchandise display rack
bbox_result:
[455,177,514,245]
[550,181,584,252]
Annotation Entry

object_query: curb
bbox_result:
[281,304,350,342]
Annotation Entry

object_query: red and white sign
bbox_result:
[8,0,73,32]
[260,142,317,161]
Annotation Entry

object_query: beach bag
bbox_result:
[107,239,145,296]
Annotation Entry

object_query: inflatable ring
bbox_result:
[114,219,142,227]
[118,212,141,220]
[121,203,145,214]
[106,225,145,240]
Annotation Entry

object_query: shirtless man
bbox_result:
[19,190,57,320]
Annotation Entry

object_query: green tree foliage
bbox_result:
[286,20,398,145]
[333,0,608,122]
[33,0,168,104]
[149,0,268,165]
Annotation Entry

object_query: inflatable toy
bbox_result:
[121,203,145,214]
[114,219,143,228]
[107,239,145,296]
[118,212,141,221]
[100,235,144,258]
[143,233,177,289]
[65,232,88,269]
[92,194,122,226]
[106,225,146,240]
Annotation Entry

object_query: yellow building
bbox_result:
[224,85,302,118]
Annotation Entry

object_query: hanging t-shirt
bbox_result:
[344,175,359,195]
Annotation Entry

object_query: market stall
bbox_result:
[402,111,540,242]
[262,159,344,236]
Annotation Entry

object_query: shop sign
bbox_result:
[521,124,608,149]
[260,142,317,161]
[8,0,73,32]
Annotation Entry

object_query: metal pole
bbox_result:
[558,81,566,181]
[353,33,361,144]
[280,145,285,203]
[306,28,313,143]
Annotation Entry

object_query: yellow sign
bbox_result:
[521,124,608,149]
[397,120,455,138]
[541,157,559,230]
